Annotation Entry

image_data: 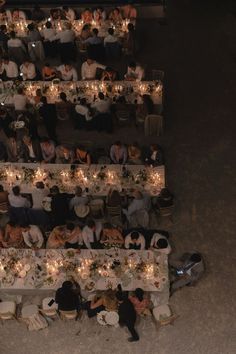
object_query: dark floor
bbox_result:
[1,1,236,353]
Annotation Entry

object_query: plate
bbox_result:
[14,121,25,129]
[97,310,108,326]
[24,264,31,271]
[105,311,119,326]
[84,280,95,291]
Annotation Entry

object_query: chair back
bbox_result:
[116,109,130,124]
[159,205,174,217]
[0,301,16,320]
[89,199,104,218]
[28,41,45,61]
[144,114,163,136]
[59,310,77,320]
[152,69,164,82]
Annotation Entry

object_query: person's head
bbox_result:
[80,97,87,106]
[150,144,158,152]
[12,9,20,17]
[76,145,86,154]
[159,188,172,200]
[116,291,124,302]
[82,24,90,32]
[0,25,7,33]
[92,28,98,37]
[36,181,45,189]
[60,92,67,102]
[134,288,144,302]
[190,253,202,263]
[2,55,9,64]
[127,23,134,32]
[45,21,52,29]
[87,219,96,231]
[23,135,31,145]
[108,27,114,36]
[66,222,75,232]
[129,61,136,71]
[27,23,35,32]
[108,189,121,204]
[9,31,16,39]
[23,59,31,67]
[75,186,82,196]
[40,137,51,148]
[64,63,72,71]
[86,58,94,65]
[130,231,139,241]
[62,280,73,290]
[156,238,168,249]
[98,92,104,100]
[36,88,42,97]
[0,109,6,117]
[113,8,120,16]
[17,87,24,95]
[62,6,69,12]
[40,96,47,105]
[50,185,59,195]
[0,184,4,192]
[12,185,20,196]
[130,141,139,149]
[114,141,121,148]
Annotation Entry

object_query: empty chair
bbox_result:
[106,205,122,224]
[116,109,130,125]
[89,199,104,219]
[153,304,177,327]
[59,310,77,320]
[21,304,48,331]
[40,297,58,317]
[151,69,164,82]
[144,114,163,136]
[0,301,16,321]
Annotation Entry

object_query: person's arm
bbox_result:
[110,146,116,163]
[35,227,44,248]
[72,68,78,81]
[150,235,155,248]
[13,63,19,78]
[81,63,86,80]
[22,231,32,248]
[124,235,130,249]
[82,229,91,249]
[90,297,103,309]
[86,153,91,165]
[122,147,127,164]
[140,235,145,250]
[96,63,106,70]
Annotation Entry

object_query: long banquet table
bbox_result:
[0,248,169,294]
[0,80,163,106]
[0,163,165,196]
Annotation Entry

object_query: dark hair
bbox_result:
[0,185,3,192]
[2,55,9,62]
[63,6,69,11]
[129,61,136,69]
[0,25,7,32]
[12,186,20,196]
[127,23,134,32]
[98,92,104,100]
[27,23,35,31]
[40,96,47,104]
[10,31,16,39]
[87,219,95,228]
[62,280,73,289]
[20,222,29,228]
[50,185,59,194]
[36,181,44,189]
[159,188,172,199]
[190,253,202,263]
[60,92,67,101]
[130,231,139,240]
[156,238,168,249]
[66,222,75,231]
[108,27,114,36]
[92,28,98,36]
[80,97,87,106]
[46,21,52,29]
[116,291,124,302]
[114,141,121,147]
[135,288,144,301]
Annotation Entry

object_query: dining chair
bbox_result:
[144,114,163,136]
[0,301,16,322]
[158,205,174,223]
[153,304,177,328]
[40,297,58,318]
[59,310,77,321]
[106,205,122,225]
[89,199,105,219]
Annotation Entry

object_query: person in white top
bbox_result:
[81,58,105,80]
[149,232,171,255]
[40,21,56,41]
[104,28,118,46]
[91,92,111,114]
[125,61,144,82]
[62,6,76,21]
[11,8,26,21]
[51,27,75,44]
[2,56,19,79]
[75,98,92,121]
[82,219,102,249]
[8,186,31,208]
[21,223,44,248]
[20,60,36,80]
[125,231,146,250]
[69,186,89,210]
[32,181,49,210]
[123,190,145,219]
[13,87,27,111]
[56,63,78,81]
[7,31,26,50]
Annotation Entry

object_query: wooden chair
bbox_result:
[153,304,177,329]
[89,199,104,219]
[0,301,16,322]
[144,114,163,136]
[59,310,77,321]
[106,205,122,225]
[158,205,174,223]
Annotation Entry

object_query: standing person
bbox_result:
[50,22,76,62]
[50,185,69,227]
[39,96,58,142]
[116,290,139,342]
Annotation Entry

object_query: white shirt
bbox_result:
[13,94,27,110]
[40,28,56,41]
[57,65,78,81]
[125,233,145,250]
[8,193,30,208]
[69,195,89,210]
[32,187,49,209]
[104,34,118,45]
[123,198,145,217]
[22,225,44,248]
[75,104,91,121]
[7,38,25,49]
[64,8,76,21]
[28,144,35,159]
[12,10,26,21]
[51,29,75,43]
[81,61,105,80]
[150,233,171,254]
[92,98,111,113]
[20,63,36,80]
[82,223,102,249]
[3,61,19,78]
[126,65,144,81]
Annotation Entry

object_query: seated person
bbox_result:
[150,232,171,255]
[42,63,56,81]
[50,185,69,227]
[135,94,154,123]
[110,141,127,164]
[20,223,44,249]
[128,142,142,164]
[104,28,118,46]
[129,288,150,316]
[21,135,42,162]
[93,7,106,22]
[32,88,42,105]
[74,98,93,127]
[56,92,72,121]
[63,223,82,249]
[0,184,9,213]
[144,144,164,166]
[106,189,122,207]
[32,181,49,210]
[20,59,36,80]
[125,231,145,250]
[85,290,118,318]
[13,87,28,111]
[8,186,30,208]
[155,188,174,208]
[81,58,105,80]
[46,225,65,248]
[55,145,74,164]
[2,221,24,248]
[81,8,93,23]
[62,6,76,21]
[40,137,56,163]
[100,223,124,247]
[80,24,91,42]
[82,219,102,249]
[55,280,81,312]
[123,190,145,220]
[125,62,144,82]
[2,56,19,80]
[69,186,89,210]
[74,145,91,165]
[83,28,103,46]
[56,63,78,81]
[109,8,122,23]
[101,66,118,81]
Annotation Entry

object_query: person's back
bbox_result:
[55,281,79,311]
[118,298,136,323]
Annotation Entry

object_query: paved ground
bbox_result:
[1,1,236,353]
